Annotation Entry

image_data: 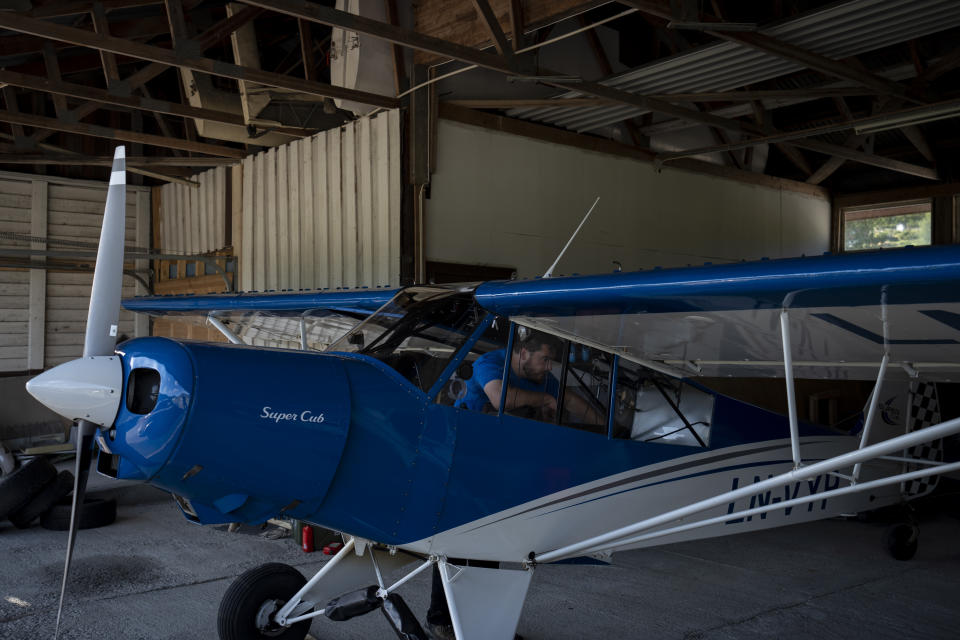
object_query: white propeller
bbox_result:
[26,146,127,638]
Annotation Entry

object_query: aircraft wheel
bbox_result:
[884,522,919,561]
[218,563,312,640]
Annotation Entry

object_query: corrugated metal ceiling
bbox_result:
[507,0,960,134]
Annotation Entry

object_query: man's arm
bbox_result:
[562,390,604,425]
[483,379,557,418]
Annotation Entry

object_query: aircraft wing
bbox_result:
[123,288,398,350]
[474,246,960,381]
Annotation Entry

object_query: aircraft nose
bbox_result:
[25,355,123,427]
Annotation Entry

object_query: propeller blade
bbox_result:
[54,146,126,638]
[54,420,96,639]
[84,146,126,358]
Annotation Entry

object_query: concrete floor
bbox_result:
[1,471,958,640]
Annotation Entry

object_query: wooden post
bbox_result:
[27,180,47,371]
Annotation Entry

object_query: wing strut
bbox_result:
[851,353,890,482]
[207,312,243,344]
[780,310,802,467]
[531,413,960,564]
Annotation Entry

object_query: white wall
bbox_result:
[428,120,830,277]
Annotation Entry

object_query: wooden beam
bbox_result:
[444,97,611,108]
[1,88,29,146]
[0,11,399,109]
[91,1,122,86]
[469,0,513,59]
[297,18,317,81]
[509,0,524,50]
[0,69,249,127]
[384,0,406,94]
[28,0,161,19]
[249,0,936,181]
[752,100,811,176]
[0,154,238,166]
[0,108,248,157]
[26,7,263,147]
[792,138,937,181]
[242,0,510,71]
[40,44,69,117]
[835,182,960,208]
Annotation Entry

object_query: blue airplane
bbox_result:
[26,148,960,640]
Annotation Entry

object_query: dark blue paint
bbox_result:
[921,309,960,331]
[475,245,960,316]
[812,312,958,345]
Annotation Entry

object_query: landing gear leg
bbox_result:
[218,563,313,640]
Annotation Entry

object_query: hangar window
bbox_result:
[842,199,931,251]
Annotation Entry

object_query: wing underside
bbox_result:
[475,247,960,381]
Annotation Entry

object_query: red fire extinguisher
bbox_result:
[301,524,314,553]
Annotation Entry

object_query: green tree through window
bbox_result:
[842,200,931,251]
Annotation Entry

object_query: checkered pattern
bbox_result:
[903,381,943,496]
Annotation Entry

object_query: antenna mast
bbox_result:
[543,196,600,278]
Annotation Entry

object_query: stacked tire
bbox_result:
[0,457,116,530]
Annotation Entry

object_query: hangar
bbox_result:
[1,1,958,639]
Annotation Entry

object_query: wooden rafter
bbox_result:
[469,0,514,60]
[509,0,524,50]
[0,11,399,109]
[0,108,247,157]
[0,154,236,166]
[239,0,936,181]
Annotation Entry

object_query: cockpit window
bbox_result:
[613,359,713,447]
[329,287,486,392]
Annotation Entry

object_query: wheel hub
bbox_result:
[254,599,287,637]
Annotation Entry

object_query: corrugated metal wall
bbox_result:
[238,109,402,292]
[0,170,150,373]
[159,166,227,254]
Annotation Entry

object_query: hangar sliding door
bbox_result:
[0,170,150,373]
[238,109,402,292]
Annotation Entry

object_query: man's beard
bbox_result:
[521,360,545,384]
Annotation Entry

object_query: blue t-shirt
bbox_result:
[458,348,560,412]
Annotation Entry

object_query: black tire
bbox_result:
[218,563,312,640]
[39,495,117,531]
[884,522,919,561]
[0,457,57,520]
[9,470,74,529]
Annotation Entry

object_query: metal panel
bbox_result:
[508,0,960,134]
[236,110,402,292]
[158,166,228,254]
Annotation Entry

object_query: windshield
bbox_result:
[329,286,486,392]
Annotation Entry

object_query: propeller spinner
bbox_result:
[25,146,127,638]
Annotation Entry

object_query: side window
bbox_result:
[503,327,563,422]
[613,359,713,447]
[559,345,611,435]
[440,316,509,411]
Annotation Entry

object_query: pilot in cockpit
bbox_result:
[458,330,603,425]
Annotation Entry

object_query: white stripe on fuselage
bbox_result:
[401,436,904,562]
